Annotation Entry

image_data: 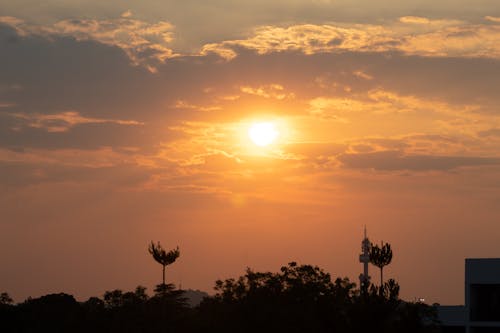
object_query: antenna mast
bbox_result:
[359,226,371,289]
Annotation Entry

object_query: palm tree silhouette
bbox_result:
[148,241,180,286]
[369,241,393,286]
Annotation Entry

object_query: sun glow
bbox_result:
[248,122,279,147]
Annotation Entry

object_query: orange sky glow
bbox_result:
[1,0,500,306]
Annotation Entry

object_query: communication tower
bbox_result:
[359,226,371,289]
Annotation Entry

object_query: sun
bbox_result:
[248,122,279,147]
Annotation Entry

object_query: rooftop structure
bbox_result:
[438,258,500,333]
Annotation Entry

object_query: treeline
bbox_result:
[0,262,440,333]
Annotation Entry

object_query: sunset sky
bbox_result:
[1,0,500,305]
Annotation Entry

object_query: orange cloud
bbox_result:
[200,19,500,60]
[0,146,137,168]
[201,24,396,59]
[338,150,500,172]
[308,89,479,120]
[352,70,373,80]
[399,16,431,24]
[3,15,499,66]
[173,100,222,112]
[9,111,143,132]
[239,84,294,100]
[485,16,500,23]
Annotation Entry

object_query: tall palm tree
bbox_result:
[369,241,393,286]
[148,241,180,286]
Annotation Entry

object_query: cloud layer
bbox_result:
[1,6,500,307]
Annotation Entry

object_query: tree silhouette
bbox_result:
[0,292,13,305]
[197,262,437,333]
[0,264,439,333]
[369,241,393,286]
[148,241,180,286]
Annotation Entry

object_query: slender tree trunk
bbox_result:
[380,267,383,286]
[162,265,166,285]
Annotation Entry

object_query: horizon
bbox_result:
[1,0,500,306]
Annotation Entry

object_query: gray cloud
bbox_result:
[338,150,500,171]
[1,1,499,52]
[0,112,164,151]
[478,128,500,137]
[0,160,152,188]
[1,21,500,155]
[0,16,175,71]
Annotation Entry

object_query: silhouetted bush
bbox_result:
[16,293,82,332]
[193,262,438,333]
[0,263,440,333]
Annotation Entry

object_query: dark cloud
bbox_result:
[284,142,346,158]
[478,128,500,137]
[1,20,500,158]
[0,112,169,151]
[2,20,500,122]
[338,150,500,171]
[0,160,152,188]
[0,23,156,117]
[3,1,499,53]
[180,49,500,109]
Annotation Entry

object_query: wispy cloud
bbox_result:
[399,16,431,24]
[352,70,373,80]
[240,84,295,100]
[485,16,500,23]
[173,100,222,112]
[308,89,480,119]
[9,111,143,132]
[338,150,500,171]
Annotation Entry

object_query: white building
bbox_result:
[438,258,500,333]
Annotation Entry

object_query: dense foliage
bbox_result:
[0,263,440,333]
[195,262,438,333]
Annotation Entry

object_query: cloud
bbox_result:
[399,16,431,24]
[0,16,176,71]
[8,111,143,133]
[307,88,479,120]
[344,134,477,158]
[201,24,397,59]
[0,159,151,188]
[478,128,500,137]
[308,97,358,121]
[352,70,373,80]
[201,19,500,60]
[173,100,222,112]
[1,17,499,182]
[400,25,500,59]
[0,113,155,151]
[485,16,500,23]
[121,10,133,18]
[240,84,295,100]
[338,150,500,171]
